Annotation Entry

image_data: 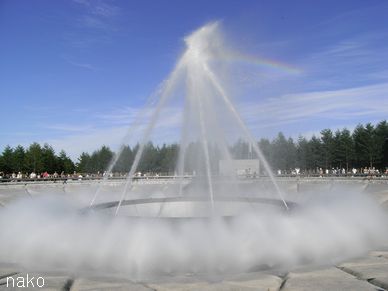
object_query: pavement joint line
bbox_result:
[278,273,289,290]
[0,272,19,281]
[336,265,387,291]
[135,281,157,290]
[0,272,20,286]
[368,278,388,291]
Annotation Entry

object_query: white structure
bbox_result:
[219,159,260,177]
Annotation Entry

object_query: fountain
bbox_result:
[0,22,387,286]
[89,22,289,218]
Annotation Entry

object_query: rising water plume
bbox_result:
[89,22,288,214]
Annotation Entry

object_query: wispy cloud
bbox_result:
[240,82,388,130]
[45,124,94,132]
[62,0,120,52]
[96,105,182,128]
[73,0,119,30]
[304,31,388,87]
[61,54,96,70]
[96,106,142,125]
[73,0,119,18]
[38,82,388,159]
[46,121,180,160]
[41,103,182,159]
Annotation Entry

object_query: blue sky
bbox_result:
[1,0,388,159]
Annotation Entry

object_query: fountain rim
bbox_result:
[87,195,296,215]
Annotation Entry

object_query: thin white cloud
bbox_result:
[96,105,182,128]
[73,0,119,30]
[45,124,94,132]
[61,0,120,52]
[306,32,388,78]
[73,0,119,18]
[240,82,388,130]
[65,59,96,70]
[43,82,388,159]
[47,127,127,159]
[80,15,109,30]
[47,123,180,160]
[44,104,182,159]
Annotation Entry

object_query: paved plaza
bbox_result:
[1,178,388,290]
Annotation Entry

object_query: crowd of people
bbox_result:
[276,167,388,177]
[0,171,87,181]
[1,166,388,182]
[0,170,125,181]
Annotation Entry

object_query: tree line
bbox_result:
[0,143,75,175]
[76,143,178,174]
[259,121,388,173]
[1,120,387,176]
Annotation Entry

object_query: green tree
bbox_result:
[308,135,323,170]
[1,146,14,174]
[25,143,44,173]
[320,129,334,169]
[374,120,388,169]
[91,145,114,173]
[159,143,178,174]
[332,129,354,171]
[113,145,134,173]
[138,142,159,173]
[41,143,57,173]
[271,132,289,171]
[258,138,272,168]
[285,137,297,170]
[77,152,91,173]
[12,145,26,173]
[296,136,308,171]
[353,123,380,168]
[57,150,75,174]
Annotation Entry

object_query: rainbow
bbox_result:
[220,52,302,75]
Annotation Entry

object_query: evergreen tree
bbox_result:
[159,144,178,174]
[12,145,26,173]
[296,136,309,171]
[308,135,323,170]
[271,132,289,171]
[41,143,57,173]
[320,129,334,169]
[333,129,354,171]
[138,142,159,173]
[1,146,14,174]
[25,143,44,173]
[90,145,114,173]
[353,123,380,168]
[112,145,134,173]
[258,138,272,167]
[286,137,297,170]
[57,150,75,174]
[77,152,91,173]
[374,120,388,169]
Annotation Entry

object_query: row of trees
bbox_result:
[1,121,387,176]
[0,143,75,175]
[259,121,388,172]
[76,144,178,174]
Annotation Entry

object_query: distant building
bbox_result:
[219,159,260,177]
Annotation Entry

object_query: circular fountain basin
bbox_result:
[88,195,296,218]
